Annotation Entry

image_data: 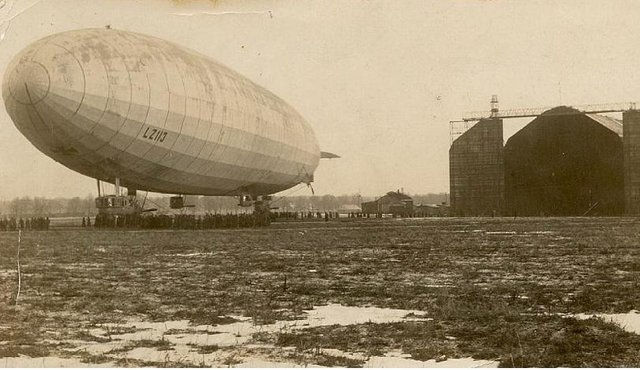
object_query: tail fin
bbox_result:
[320,151,340,159]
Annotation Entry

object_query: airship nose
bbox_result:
[6,60,50,105]
[3,40,88,164]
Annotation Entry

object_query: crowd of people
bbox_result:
[0,217,50,231]
[91,210,378,229]
[0,210,414,232]
[271,211,342,220]
[271,211,391,220]
[93,212,272,229]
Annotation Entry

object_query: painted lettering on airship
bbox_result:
[141,125,168,143]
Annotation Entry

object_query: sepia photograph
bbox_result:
[1,0,639,368]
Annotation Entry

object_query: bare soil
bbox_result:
[1,217,639,367]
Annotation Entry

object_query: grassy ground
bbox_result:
[0,217,639,367]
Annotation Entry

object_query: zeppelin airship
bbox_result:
[2,28,334,214]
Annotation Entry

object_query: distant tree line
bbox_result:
[0,195,95,217]
[0,192,449,217]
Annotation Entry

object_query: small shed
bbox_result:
[361,191,414,216]
[414,203,450,217]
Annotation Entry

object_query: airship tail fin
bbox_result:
[320,151,340,159]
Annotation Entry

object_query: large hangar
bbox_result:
[449,118,504,216]
[504,107,623,216]
[449,100,640,216]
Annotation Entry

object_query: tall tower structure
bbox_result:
[490,95,499,117]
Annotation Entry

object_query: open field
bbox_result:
[1,217,640,367]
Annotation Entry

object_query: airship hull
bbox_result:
[2,28,320,196]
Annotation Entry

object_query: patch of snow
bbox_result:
[575,310,640,335]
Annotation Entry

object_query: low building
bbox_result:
[414,203,450,217]
[361,191,414,216]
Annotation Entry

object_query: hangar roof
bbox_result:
[585,114,623,137]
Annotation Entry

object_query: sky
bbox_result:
[1,0,640,199]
